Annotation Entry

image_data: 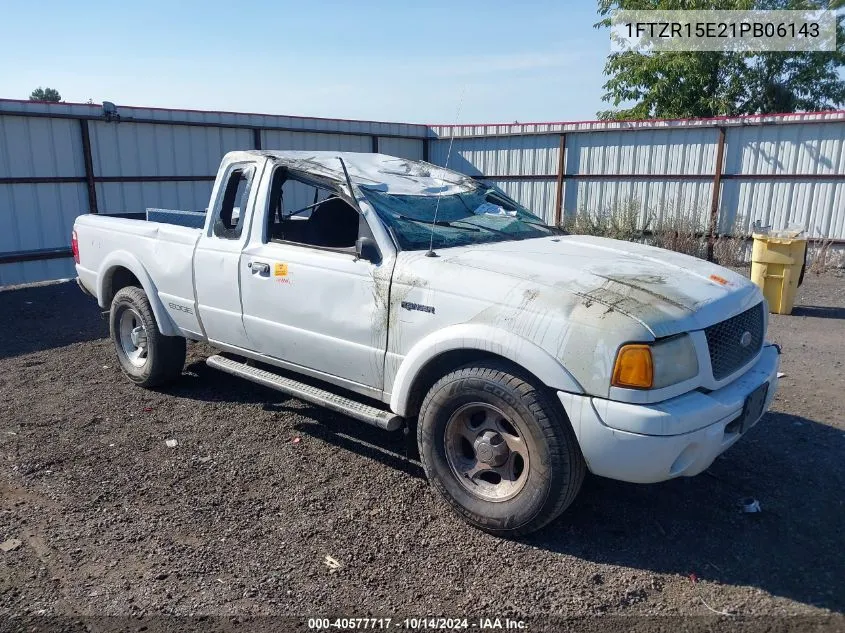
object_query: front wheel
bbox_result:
[109,286,185,388]
[417,361,585,536]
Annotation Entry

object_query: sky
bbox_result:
[0,0,611,124]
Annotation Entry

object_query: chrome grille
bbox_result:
[705,303,765,380]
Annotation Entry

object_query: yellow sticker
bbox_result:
[274,263,288,277]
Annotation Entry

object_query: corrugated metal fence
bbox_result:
[2,98,844,285]
[429,111,845,246]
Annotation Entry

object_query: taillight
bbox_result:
[71,229,80,264]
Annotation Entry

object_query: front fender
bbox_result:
[97,250,179,336]
[389,323,584,417]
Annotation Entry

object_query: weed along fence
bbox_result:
[2,98,844,285]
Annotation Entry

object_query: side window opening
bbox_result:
[213,166,254,239]
[265,168,362,251]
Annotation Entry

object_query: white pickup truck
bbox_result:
[74,150,780,535]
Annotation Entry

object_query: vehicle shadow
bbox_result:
[164,359,844,612]
[290,411,425,479]
[160,358,425,480]
[790,305,845,320]
[0,281,106,359]
[527,411,845,613]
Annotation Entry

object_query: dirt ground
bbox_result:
[0,270,843,632]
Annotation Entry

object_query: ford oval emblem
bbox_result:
[740,331,752,348]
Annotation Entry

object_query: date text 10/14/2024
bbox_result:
[307,617,527,630]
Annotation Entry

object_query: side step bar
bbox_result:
[206,354,403,431]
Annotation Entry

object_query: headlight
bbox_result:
[612,335,699,389]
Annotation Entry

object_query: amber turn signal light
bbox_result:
[611,344,654,389]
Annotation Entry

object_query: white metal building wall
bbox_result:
[90,121,253,215]
[376,136,424,160]
[0,99,427,285]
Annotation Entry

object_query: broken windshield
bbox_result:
[361,183,556,251]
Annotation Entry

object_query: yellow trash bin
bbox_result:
[750,233,807,315]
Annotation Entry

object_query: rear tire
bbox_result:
[109,286,185,387]
[418,361,585,536]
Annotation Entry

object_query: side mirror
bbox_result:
[355,237,380,263]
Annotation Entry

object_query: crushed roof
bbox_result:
[255,150,477,195]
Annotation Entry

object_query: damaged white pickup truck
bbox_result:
[74,150,780,535]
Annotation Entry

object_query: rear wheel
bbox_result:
[110,286,185,387]
[418,361,585,536]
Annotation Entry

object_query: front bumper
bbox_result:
[558,345,780,484]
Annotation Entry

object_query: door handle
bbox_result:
[248,261,271,275]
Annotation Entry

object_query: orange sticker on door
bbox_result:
[274,263,288,277]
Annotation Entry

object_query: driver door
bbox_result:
[239,168,390,395]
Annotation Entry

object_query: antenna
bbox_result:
[425,89,465,258]
[337,156,363,213]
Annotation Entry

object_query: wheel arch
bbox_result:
[97,251,179,336]
[389,324,584,418]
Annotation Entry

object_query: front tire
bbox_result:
[110,286,185,387]
[418,361,585,536]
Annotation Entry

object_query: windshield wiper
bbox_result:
[392,214,481,232]
[445,219,512,237]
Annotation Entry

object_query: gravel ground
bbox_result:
[0,271,843,632]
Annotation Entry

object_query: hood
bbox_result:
[440,234,762,338]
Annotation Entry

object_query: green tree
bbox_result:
[596,0,845,119]
[29,87,62,102]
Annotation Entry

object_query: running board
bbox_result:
[206,354,403,431]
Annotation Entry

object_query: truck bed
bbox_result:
[145,208,206,229]
[74,213,205,337]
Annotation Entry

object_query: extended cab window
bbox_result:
[265,168,364,251]
[213,166,254,239]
